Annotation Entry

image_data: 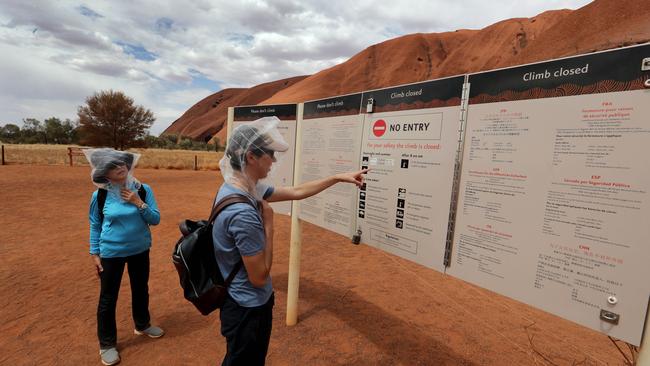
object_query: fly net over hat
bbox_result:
[83,148,141,189]
[219,116,289,192]
[221,116,288,170]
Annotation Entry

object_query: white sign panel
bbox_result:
[448,45,650,345]
[356,77,465,272]
[298,94,364,237]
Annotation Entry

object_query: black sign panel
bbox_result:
[233,104,297,121]
[303,93,362,119]
[469,44,650,104]
[361,76,465,113]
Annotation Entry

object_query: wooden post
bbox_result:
[286,203,302,326]
[286,103,304,326]
[1,145,4,165]
[68,147,73,167]
[638,305,650,365]
[194,155,198,171]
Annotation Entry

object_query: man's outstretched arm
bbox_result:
[267,169,367,202]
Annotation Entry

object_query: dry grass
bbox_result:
[0,144,223,171]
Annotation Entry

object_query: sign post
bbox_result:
[226,107,234,142]
[286,103,305,326]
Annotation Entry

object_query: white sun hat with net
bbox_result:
[83,148,142,192]
[219,116,289,198]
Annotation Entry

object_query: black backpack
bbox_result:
[97,186,147,220]
[172,193,256,316]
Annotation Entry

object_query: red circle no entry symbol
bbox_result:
[373,119,386,137]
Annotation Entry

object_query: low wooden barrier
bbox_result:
[67,147,86,166]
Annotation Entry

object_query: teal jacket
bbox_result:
[89,183,160,258]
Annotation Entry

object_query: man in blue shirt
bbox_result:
[214,119,365,366]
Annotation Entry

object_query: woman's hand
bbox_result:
[335,169,368,187]
[91,254,103,278]
[121,187,144,207]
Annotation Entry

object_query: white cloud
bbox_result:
[0,0,592,135]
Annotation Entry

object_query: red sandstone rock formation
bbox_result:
[163,76,306,142]
[164,0,650,140]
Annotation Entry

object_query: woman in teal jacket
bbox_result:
[86,149,163,366]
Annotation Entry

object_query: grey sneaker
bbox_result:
[134,325,164,338]
[99,347,120,366]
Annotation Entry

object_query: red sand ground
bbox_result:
[0,165,628,365]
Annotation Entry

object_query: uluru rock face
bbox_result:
[163,88,244,142]
[163,75,307,142]
[511,0,650,65]
[164,0,650,140]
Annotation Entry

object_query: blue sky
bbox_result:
[0,0,592,135]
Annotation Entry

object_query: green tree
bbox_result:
[160,133,179,149]
[142,132,220,151]
[144,134,162,149]
[22,118,45,143]
[43,117,74,144]
[64,119,81,144]
[77,90,155,149]
[178,137,194,150]
[0,123,21,143]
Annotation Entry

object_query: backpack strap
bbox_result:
[208,193,259,224]
[224,261,243,286]
[137,185,147,202]
[209,193,260,285]
[97,189,108,221]
[97,185,148,222]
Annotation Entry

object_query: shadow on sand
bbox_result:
[273,273,476,366]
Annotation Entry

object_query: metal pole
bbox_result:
[1,145,4,165]
[286,103,304,326]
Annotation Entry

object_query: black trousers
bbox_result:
[220,293,275,366]
[97,250,151,348]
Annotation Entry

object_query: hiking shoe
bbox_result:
[99,347,120,366]
[134,325,164,338]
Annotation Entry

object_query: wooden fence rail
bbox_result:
[67,147,86,166]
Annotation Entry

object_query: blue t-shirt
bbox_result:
[212,183,274,307]
[88,183,161,258]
